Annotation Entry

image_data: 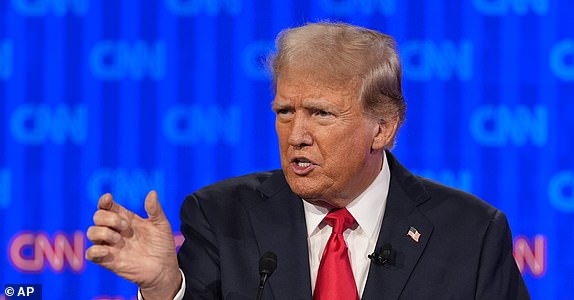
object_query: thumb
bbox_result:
[144,190,167,223]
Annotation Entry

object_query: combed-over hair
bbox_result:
[267,22,406,148]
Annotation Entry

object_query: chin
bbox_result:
[284,178,336,207]
[290,184,320,200]
[285,176,321,199]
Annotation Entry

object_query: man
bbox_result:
[86,22,530,299]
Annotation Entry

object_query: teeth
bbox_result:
[297,162,311,167]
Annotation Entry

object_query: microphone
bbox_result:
[257,251,277,300]
[368,243,394,266]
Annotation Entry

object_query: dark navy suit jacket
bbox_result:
[177,152,530,299]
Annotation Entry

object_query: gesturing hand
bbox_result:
[86,191,182,300]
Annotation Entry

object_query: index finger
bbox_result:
[98,193,121,213]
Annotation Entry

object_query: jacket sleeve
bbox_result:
[475,210,530,300]
[178,193,222,300]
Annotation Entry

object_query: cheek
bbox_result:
[275,125,289,145]
[276,127,291,162]
[324,123,372,148]
[321,130,372,165]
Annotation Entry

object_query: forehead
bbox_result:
[274,69,359,103]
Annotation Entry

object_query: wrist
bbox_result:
[140,268,182,300]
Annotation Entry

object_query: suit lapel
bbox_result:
[246,152,434,300]
[249,171,313,300]
[362,152,435,300]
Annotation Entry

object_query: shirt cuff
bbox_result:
[137,268,186,300]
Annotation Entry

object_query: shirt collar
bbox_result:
[303,152,391,238]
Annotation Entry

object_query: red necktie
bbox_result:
[313,208,359,300]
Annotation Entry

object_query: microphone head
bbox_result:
[382,243,392,256]
[259,251,278,276]
[382,243,394,265]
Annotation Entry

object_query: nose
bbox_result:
[288,113,313,148]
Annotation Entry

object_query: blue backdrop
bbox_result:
[1,0,572,299]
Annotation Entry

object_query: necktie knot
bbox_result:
[324,208,355,234]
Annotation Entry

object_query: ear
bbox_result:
[372,116,399,150]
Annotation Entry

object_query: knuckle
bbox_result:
[86,246,106,260]
[92,210,104,224]
[86,226,98,240]
[97,229,109,240]
[93,210,117,227]
[87,227,101,240]
[85,247,96,260]
[87,226,116,243]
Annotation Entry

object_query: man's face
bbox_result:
[273,71,388,208]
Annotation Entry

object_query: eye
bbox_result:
[273,107,294,121]
[275,108,292,116]
[313,110,333,118]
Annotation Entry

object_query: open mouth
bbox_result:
[290,157,316,175]
[294,158,312,167]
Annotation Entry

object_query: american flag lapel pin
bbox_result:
[407,226,421,243]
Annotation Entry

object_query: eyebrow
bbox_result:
[302,99,337,112]
[271,98,338,112]
[271,100,292,110]
[304,100,330,109]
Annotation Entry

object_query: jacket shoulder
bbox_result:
[184,170,282,208]
[417,176,501,227]
[197,170,278,193]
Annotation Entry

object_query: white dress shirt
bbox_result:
[143,152,390,300]
[303,152,390,297]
